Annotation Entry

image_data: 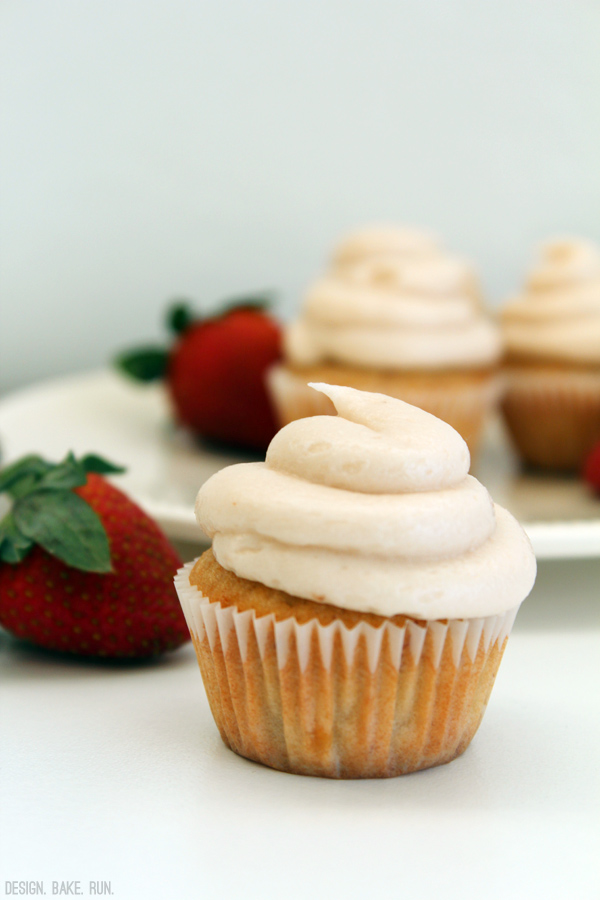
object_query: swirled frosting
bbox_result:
[331,226,440,268]
[196,384,535,619]
[502,238,600,364]
[285,227,502,370]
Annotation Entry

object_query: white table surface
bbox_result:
[1,553,599,900]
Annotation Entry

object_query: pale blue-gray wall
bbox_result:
[1,0,599,393]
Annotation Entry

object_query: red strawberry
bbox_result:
[582,440,600,495]
[116,297,282,451]
[0,453,189,658]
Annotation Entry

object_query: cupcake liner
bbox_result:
[267,364,502,460]
[502,366,600,470]
[176,561,518,779]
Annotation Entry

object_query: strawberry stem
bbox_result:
[166,301,195,335]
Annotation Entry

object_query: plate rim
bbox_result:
[1,369,599,560]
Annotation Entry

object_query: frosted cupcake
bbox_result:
[175,384,536,778]
[268,226,503,458]
[501,238,600,470]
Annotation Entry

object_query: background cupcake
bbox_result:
[501,237,600,470]
[176,384,536,778]
[268,226,503,459]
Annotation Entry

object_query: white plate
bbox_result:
[1,369,599,558]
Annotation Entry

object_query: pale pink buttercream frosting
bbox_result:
[195,384,536,619]
[331,225,440,268]
[285,227,502,370]
[502,237,600,364]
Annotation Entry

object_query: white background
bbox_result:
[1,0,599,395]
[1,555,599,900]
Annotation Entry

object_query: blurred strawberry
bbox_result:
[582,440,600,495]
[0,452,188,658]
[116,296,282,451]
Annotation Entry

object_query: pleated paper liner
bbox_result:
[267,364,502,461]
[176,561,519,778]
[502,365,600,470]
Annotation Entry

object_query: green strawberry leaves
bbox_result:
[115,292,275,383]
[0,514,35,563]
[165,294,274,334]
[0,452,125,572]
[167,301,195,336]
[0,455,54,497]
[114,298,194,382]
[33,452,88,491]
[13,490,112,572]
[114,346,169,382]
[81,454,127,475]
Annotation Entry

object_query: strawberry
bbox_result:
[582,440,600,495]
[0,452,189,658]
[116,296,282,451]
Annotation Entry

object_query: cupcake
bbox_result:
[175,384,536,778]
[268,226,503,458]
[501,238,600,470]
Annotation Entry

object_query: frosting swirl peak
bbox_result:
[285,228,501,370]
[196,385,535,619]
[266,382,469,493]
[331,226,440,268]
[502,237,600,364]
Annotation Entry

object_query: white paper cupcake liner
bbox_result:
[176,561,519,778]
[502,365,600,469]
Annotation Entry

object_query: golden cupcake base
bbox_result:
[176,555,518,779]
